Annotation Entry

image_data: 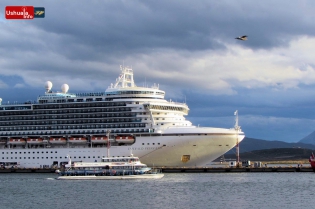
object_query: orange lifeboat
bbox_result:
[115,136,135,143]
[49,137,67,144]
[68,137,88,143]
[27,138,44,144]
[91,136,108,144]
[8,138,26,145]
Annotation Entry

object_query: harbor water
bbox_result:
[0,172,314,209]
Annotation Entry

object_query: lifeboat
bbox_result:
[91,136,108,144]
[115,136,135,143]
[8,138,26,145]
[68,137,88,143]
[49,137,67,144]
[27,138,44,144]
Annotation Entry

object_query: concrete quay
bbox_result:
[0,168,56,173]
[157,166,314,173]
[0,166,313,173]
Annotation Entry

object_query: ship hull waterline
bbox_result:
[0,130,244,168]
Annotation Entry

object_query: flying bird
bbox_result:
[235,35,247,41]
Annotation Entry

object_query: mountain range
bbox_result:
[220,136,315,162]
[298,131,315,145]
[231,137,315,154]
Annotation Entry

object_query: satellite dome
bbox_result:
[61,84,69,93]
[45,81,53,92]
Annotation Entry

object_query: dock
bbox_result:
[0,166,313,173]
[158,166,314,173]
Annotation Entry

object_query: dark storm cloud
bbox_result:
[1,0,315,142]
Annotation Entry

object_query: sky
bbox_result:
[1,0,315,143]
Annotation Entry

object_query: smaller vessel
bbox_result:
[56,154,164,180]
[49,137,67,144]
[68,137,88,144]
[309,153,315,172]
[8,138,26,145]
[27,138,44,145]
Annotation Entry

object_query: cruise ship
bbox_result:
[0,66,245,168]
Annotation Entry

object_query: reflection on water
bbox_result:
[0,173,314,209]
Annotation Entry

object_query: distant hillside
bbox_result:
[299,131,315,145]
[222,148,314,162]
[226,137,315,154]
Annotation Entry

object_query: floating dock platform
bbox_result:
[0,166,313,173]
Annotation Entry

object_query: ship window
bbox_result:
[153,143,155,145]
[142,143,144,145]
[46,157,48,159]
[158,143,160,145]
[28,157,30,159]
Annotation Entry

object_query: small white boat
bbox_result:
[56,173,164,180]
[55,154,164,180]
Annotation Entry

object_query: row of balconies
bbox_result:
[0,128,149,137]
[0,119,144,127]
[0,123,146,131]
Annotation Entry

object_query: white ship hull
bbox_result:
[0,127,244,168]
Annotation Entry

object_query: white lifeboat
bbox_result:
[27,138,44,144]
[68,137,88,143]
[91,136,108,144]
[115,136,135,143]
[49,137,67,144]
[8,138,26,145]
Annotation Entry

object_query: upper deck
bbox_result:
[0,66,167,108]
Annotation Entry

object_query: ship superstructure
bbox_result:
[0,66,245,168]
